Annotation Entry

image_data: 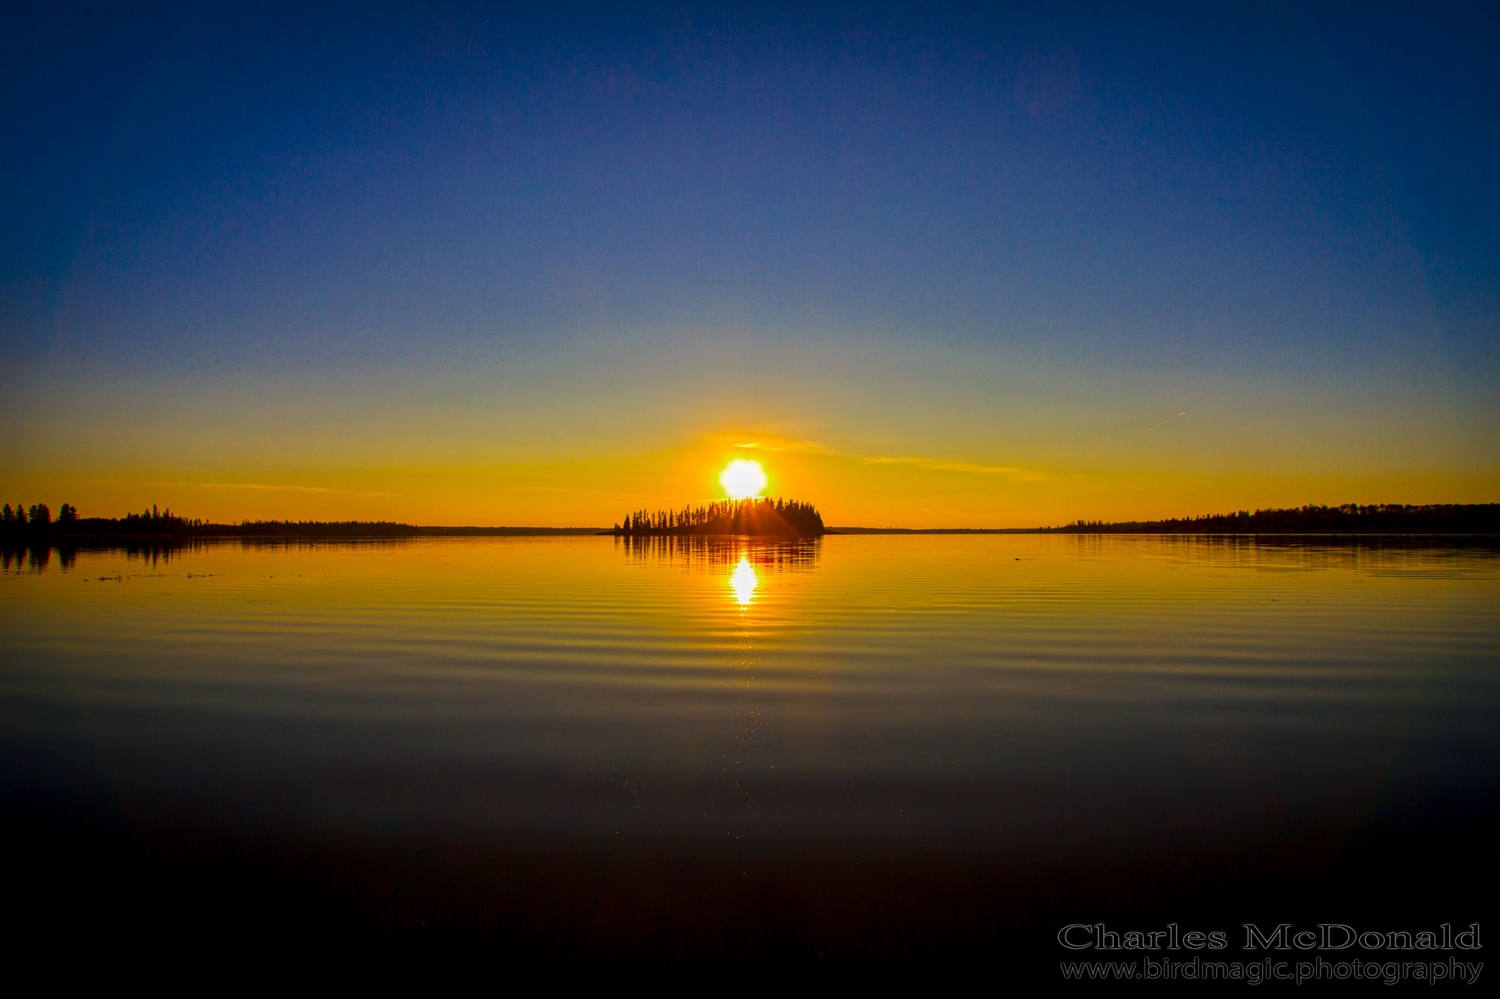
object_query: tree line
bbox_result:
[1047,504,1500,534]
[0,506,590,541]
[3,502,77,526]
[2,503,207,537]
[615,497,826,537]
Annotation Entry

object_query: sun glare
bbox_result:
[719,459,768,500]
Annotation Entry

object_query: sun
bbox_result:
[719,459,768,500]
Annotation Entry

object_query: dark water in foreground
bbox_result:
[3,536,1496,976]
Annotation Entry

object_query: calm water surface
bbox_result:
[3,535,1496,963]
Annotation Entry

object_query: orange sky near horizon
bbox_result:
[4,425,1494,528]
[4,303,1495,531]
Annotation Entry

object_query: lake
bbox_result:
[3,535,1496,975]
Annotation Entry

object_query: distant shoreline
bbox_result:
[6,528,1499,545]
[830,528,1500,536]
[2,503,1496,543]
[834,503,1500,535]
[0,520,607,543]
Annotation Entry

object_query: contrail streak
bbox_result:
[136,481,392,497]
[1145,411,1187,432]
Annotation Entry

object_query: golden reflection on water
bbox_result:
[1,534,1497,844]
[728,555,759,606]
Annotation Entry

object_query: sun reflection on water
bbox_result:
[728,555,759,606]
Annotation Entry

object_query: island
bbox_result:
[614,498,827,537]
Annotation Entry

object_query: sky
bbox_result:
[2,1,1496,527]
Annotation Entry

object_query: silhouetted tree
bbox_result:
[28,503,50,526]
